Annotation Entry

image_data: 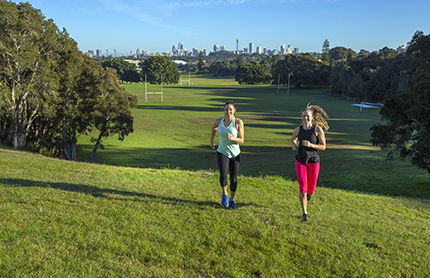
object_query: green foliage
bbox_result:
[0,1,137,160]
[140,56,180,84]
[321,39,331,63]
[330,45,413,102]
[235,63,272,85]
[330,46,357,61]
[371,31,430,172]
[273,53,330,88]
[208,60,236,76]
[100,58,140,83]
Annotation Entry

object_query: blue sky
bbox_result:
[25,0,430,55]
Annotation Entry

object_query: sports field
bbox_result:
[1,74,429,277]
[78,74,428,199]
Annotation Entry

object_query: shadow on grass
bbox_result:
[1,178,258,209]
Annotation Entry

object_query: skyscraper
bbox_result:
[213,43,220,52]
[287,44,293,54]
[249,42,253,54]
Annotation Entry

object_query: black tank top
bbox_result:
[296,125,320,164]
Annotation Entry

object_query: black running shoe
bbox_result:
[303,213,308,221]
[307,193,312,201]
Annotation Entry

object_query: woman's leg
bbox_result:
[296,161,308,216]
[307,162,320,196]
[228,154,241,202]
[217,152,229,205]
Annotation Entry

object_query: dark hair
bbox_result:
[225,101,235,108]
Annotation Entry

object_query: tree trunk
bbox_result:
[63,119,77,161]
[87,123,106,163]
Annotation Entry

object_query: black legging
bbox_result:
[217,152,241,192]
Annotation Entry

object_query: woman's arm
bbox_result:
[291,127,300,151]
[228,118,244,144]
[210,118,220,149]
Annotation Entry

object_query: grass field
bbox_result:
[1,74,430,277]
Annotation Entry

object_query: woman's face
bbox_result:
[224,104,236,118]
[302,109,313,125]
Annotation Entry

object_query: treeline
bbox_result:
[0,2,137,161]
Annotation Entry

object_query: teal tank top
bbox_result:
[217,117,241,158]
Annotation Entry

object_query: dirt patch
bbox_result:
[136,94,195,98]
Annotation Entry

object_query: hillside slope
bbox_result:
[1,148,429,277]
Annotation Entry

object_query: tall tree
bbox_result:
[321,39,331,63]
[87,67,138,162]
[140,56,179,84]
[370,31,430,172]
[0,1,59,148]
[198,51,205,73]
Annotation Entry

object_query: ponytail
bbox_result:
[304,103,329,131]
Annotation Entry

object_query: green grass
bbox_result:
[1,148,429,277]
[1,74,430,277]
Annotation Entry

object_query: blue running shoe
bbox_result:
[221,194,228,208]
[229,200,235,209]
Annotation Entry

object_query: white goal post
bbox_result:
[145,74,163,103]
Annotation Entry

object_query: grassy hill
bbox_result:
[1,148,429,277]
[1,75,429,277]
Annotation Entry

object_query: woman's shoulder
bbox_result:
[235,117,243,124]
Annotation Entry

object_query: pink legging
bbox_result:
[295,161,320,195]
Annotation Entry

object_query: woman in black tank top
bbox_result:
[291,104,329,221]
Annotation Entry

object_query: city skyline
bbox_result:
[23,0,430,56]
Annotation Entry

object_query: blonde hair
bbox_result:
[303,103,329,131]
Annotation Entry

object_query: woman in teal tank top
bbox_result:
[210,101,245,209]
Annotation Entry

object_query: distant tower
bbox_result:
[249,42,253,54]
[236,38,239,53]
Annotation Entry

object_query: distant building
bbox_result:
[287,44,293,54]
[96,49,102,57]
[192,47,200,56]
[256,46,262,54]
[249,42,253,54]
[294,48,299,54]
[136,48,141,57]
[213,43,220,52]
[280,44,286,55]
[220,45,226,51]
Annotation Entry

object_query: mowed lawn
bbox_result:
[78,74,429,199]
[1,74,429,277]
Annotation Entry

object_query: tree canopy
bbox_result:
[235,63,272,85]
[0,1,137,161]
[140,56,180,84]
[370,31,430,172]
[272,54,330,88]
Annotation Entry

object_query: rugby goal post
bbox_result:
[351,102,384,111]
[277,74,290,95]
[145,74,163,103]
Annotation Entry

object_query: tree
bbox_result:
[272,54,330,88]
[140,56,179,84]
[101,58,139,83]
[330,46,357,61]
[197,51,205,73]
[235,63,272,85]
[321,39,331,63]
[87,67,138,162]
[0,2,59,148]
[370,31,430,172]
